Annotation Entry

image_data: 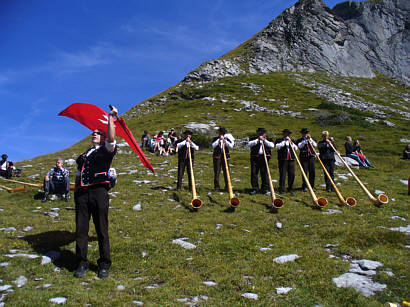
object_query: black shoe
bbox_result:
[249,189,257,195]
[278,188,284,194]
[98,268,109,278]
[65,193,70,202]
[302,187,308,192]
[261,190,270,195]
[312,187,317,192]
[74,265,88,278]
[326,188,332,193]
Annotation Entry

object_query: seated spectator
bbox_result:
[353,140,372,167]
[108,167,117,188]
[403,144,410,160]
[0,154,14,179]
[158,135,167,156]
[42,158,70,202]
[141,130,151,149]
[168,128,177,146]
[153,131,164,152]
[344,136,368,168]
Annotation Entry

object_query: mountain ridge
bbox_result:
[184,0,409,84]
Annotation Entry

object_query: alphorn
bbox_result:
[289,140,328,208]
[328,141,388,205]
[0,184,14,193]
[0,178,75,190]
[261,142,284,209]
[309,140,356,207]
[188,144,203,209]
[221,141,240,208]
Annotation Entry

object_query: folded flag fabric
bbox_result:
[59,102,154,173]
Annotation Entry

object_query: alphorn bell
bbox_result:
[327,141,388,205]
[261,142,283,209]
[221,140,240,208]
[187,144,203,209]
[308,140,356,207]
[289,140,328,208]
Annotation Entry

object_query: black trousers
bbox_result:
[44,179,70,195]
[75,186,111,269]
[278,160,295,191]
[213,157,229,190]
[250,156,269,191]
[300,156,315,189]
[322,159,335,191]
[177,158,193,190]
[0,168,12,179]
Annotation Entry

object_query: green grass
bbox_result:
[0,72,409,306]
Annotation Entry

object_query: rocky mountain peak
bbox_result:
[184,0,409,84]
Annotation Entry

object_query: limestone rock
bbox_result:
[183,0,409,84]
[273,254,300,263]
[332,272,386,297]
[241,292,258,300]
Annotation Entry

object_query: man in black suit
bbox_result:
[296,128,317,192]
[318,131,336,192]
[248,128,274,195]
[211,127,235,191]
[176,130,199,191]
[275,129,298,194]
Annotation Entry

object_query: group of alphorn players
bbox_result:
[176,127,388,209]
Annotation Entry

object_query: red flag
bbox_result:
[59,103,155,173]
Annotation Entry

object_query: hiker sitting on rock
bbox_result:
[42,158,70,202]
[0,154,14,179]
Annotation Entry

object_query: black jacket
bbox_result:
[177,140,198,161]
[212,137,233,159]
[275,137,296,160]
[249,137,273,157]
[318,140,336,161]
[296,137,316,159]
[345,142,355,155]
[76,144,117,188]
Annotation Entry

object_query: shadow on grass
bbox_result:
[20,230,98,272]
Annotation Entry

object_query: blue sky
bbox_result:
[1,0,344,162]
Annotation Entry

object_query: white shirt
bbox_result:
[275,140,298,151]
[248,138,275,155]
[0,161,7,171]
[297,138,317,149]
[177,140,199,151]
[212,133,235,149]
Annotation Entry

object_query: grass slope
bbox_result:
[0,72,409,306]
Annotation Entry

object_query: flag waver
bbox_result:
[59,103,155,173]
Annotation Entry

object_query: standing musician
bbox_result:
[212,127,235,191]
[74,105,118,279]
[275,129,298,194]
[248,128,274,195]
[318,131,336,192]
[176,130,199,191]
[296,128,317,192]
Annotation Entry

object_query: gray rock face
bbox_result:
[184,0,409,84]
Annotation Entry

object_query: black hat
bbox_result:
[257,128,266,134]
[218,127,227,134]
[1,154,7,159]
[183,130,193,135]
[300,128,309,134]
[282,129,292,134]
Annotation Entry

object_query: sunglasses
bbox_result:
[92,131,102,136]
